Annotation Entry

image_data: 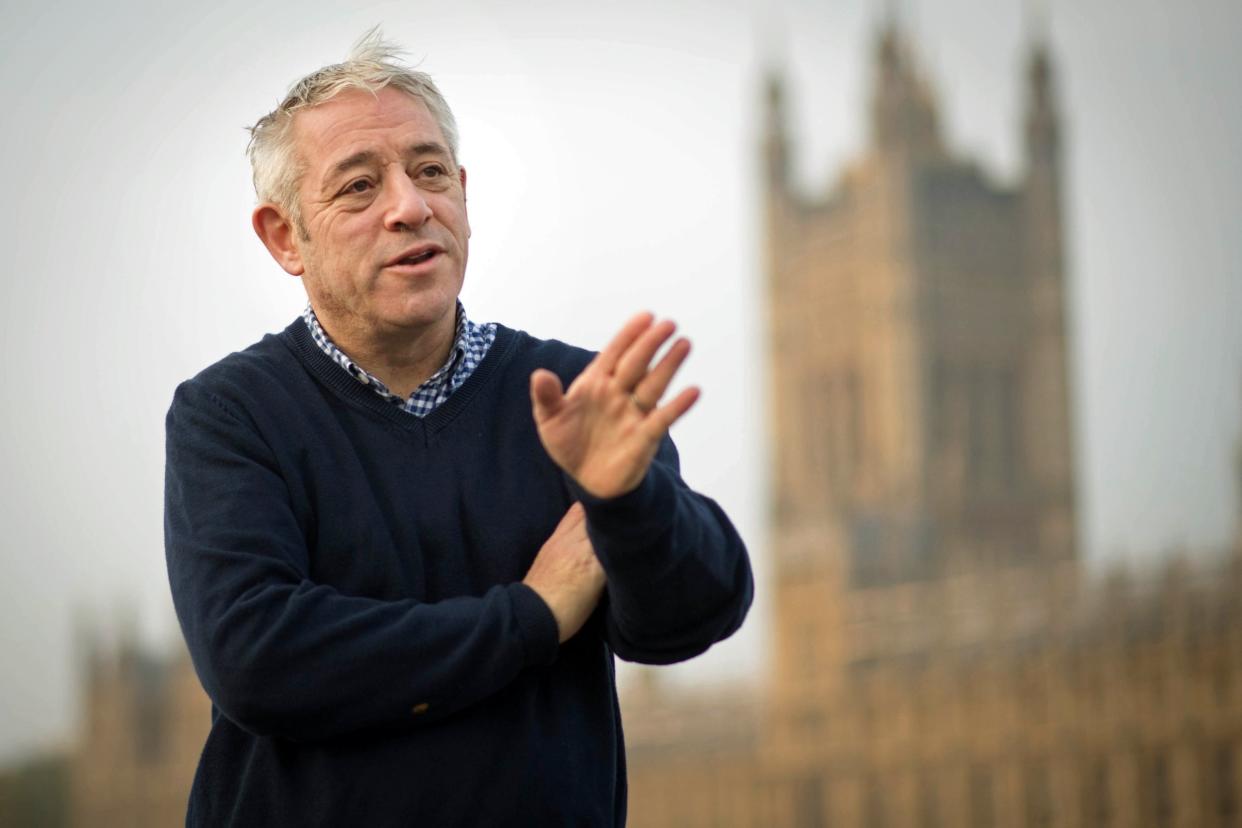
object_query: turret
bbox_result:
[761,65,797,331]
[761,68,790,196]
[1024,0,1060,168]
[1020,18,1078,563]
[1022,0,1063,259]
[869,20,943,161]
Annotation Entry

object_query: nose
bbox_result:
[382,168,433,232]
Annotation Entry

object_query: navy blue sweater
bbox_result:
[164,319,753,827]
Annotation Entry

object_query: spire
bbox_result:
[869,15,942,158]
[755,0,791,193]
[762,64,791,191]
[1023,1,1059,166]
[73,603,105,684]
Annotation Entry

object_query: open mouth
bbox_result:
[396,250,437,266]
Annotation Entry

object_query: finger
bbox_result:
[555,500,584,528]
[647,386,701,434]
[632,337,690,408]
[563,501,586,530]
[613,319,677,390]
[594,312,654,375]
[530,369,566,422]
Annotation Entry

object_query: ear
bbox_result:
[252,203,306,276]
[458,165,470,238]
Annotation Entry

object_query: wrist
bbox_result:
[508,583,561,664]
[567,469,644,501]
[564,463,674,543]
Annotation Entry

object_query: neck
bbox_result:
[314,307,457,399]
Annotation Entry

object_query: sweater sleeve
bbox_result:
[565,437,753,665]
[164,379,560,744]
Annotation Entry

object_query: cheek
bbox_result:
[320,221,372,269]
[451,212,472,246]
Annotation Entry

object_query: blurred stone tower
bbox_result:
[766,14,1076,581]
[624,14,1242,828]
[68,622,209,828]
[762,15,1076,690]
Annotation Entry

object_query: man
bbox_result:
[164,30,752,827]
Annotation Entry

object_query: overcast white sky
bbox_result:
[1,0,1239,765]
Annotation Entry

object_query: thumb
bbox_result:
[529,368,565,421]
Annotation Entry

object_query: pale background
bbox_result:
[1,0,1239,765]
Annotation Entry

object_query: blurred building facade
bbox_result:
[0,627,209,828]
[67,633,208,827]
[623,20,1242,828]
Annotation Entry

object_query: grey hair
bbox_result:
[245,27,460,228]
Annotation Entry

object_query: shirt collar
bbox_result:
[300,301,470,405]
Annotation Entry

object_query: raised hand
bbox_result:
[530,312,700,499]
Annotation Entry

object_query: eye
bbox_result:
[342,178,373,195]
[419,164,447,179]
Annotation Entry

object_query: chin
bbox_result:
[380,303,456,332]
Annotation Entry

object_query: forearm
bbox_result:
[566,440,753,664]
[169,551,556,742]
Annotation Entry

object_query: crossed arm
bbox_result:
[165,312,751,741]
[524,312,716,644]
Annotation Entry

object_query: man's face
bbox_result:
[287,86,469,344]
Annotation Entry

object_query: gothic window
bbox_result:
[1214,652,1232,704]
[919,772,941,828]
[967,371,985,487]
[1148,752,1172,825]
[864,776,888,828]
[845,369,863,479]
[850,515,887,588]
[1082,758,1111,826]
[811,369,863,496]
[1217,745,1237,822]
[812,377,836,491]
[931,359,948,449]
[999,368,1020,489]
[970,766,993,827]
[799,622,818,680]
[961,367,1022,492]
[1024,762,1053,827]
[793,774,825,828]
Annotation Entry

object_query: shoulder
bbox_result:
[169,319,305,423]
[494,324,595,385]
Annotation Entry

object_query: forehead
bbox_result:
[291,86,445,166]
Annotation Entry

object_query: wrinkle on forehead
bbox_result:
[292,87,448,200]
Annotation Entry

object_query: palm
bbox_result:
[531,313,700,499]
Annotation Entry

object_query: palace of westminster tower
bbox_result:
[621,16,1242,828]
[764,17,1075,590]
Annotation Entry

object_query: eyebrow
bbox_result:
[322,142,453,190]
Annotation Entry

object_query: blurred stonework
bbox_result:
[67,634,210,826]
[0,631,209,828]
[621,18,1242,828]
